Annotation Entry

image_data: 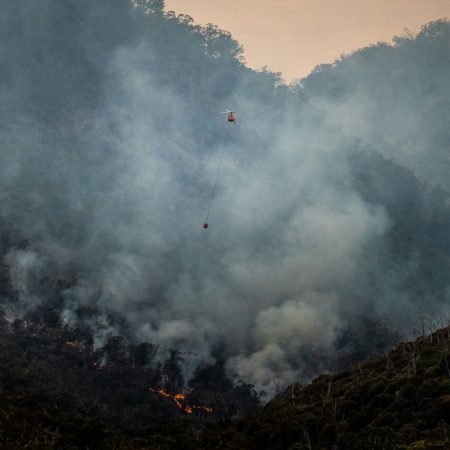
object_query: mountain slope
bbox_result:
[0,310,258,449]
[202,326,450,450]
[302,19,450,189]
[2,0,450,411]
[3,312,450,449]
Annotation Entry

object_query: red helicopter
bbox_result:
[222,109,237,123]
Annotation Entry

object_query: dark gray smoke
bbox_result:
[1,0,450,394]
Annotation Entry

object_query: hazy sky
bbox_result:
[165,0,450,81]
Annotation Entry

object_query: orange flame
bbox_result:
[149,388,213,415]
[197,406,213,413]
[173,393,186,409]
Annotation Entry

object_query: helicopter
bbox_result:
[221,109,237,123]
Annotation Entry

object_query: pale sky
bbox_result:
[165,0,450,82]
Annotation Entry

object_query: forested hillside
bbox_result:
[302,20,450,189]
[2,1,450,446]
[3,312,450,449]
[202,325,450,450]
[0,306,258,449]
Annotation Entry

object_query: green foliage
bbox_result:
[0,316,258,449]
[201,326,450,449]
[4,321,450,448]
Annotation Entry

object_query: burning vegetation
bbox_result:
[149,387,213,414]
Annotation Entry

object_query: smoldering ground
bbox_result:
[1,0,450,394]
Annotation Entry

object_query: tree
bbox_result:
[133,0,164,13]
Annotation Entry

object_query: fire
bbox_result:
[149,388,213,415]
[198,405,213,413]
[173,393,186,409]
[150,388,171,398]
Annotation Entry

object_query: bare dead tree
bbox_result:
[302,428,312,450]
[289,384,305,408]
[187,421,206,442]
[402,341,420,378]
[319,379,332,408]
[272,376,287,396]
[439,421,450,442]
[428,317,436,343]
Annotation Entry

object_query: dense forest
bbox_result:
[0,304,258,449]
[204,325,450,450]
[1,0,450,447]
[2,310,450,449]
